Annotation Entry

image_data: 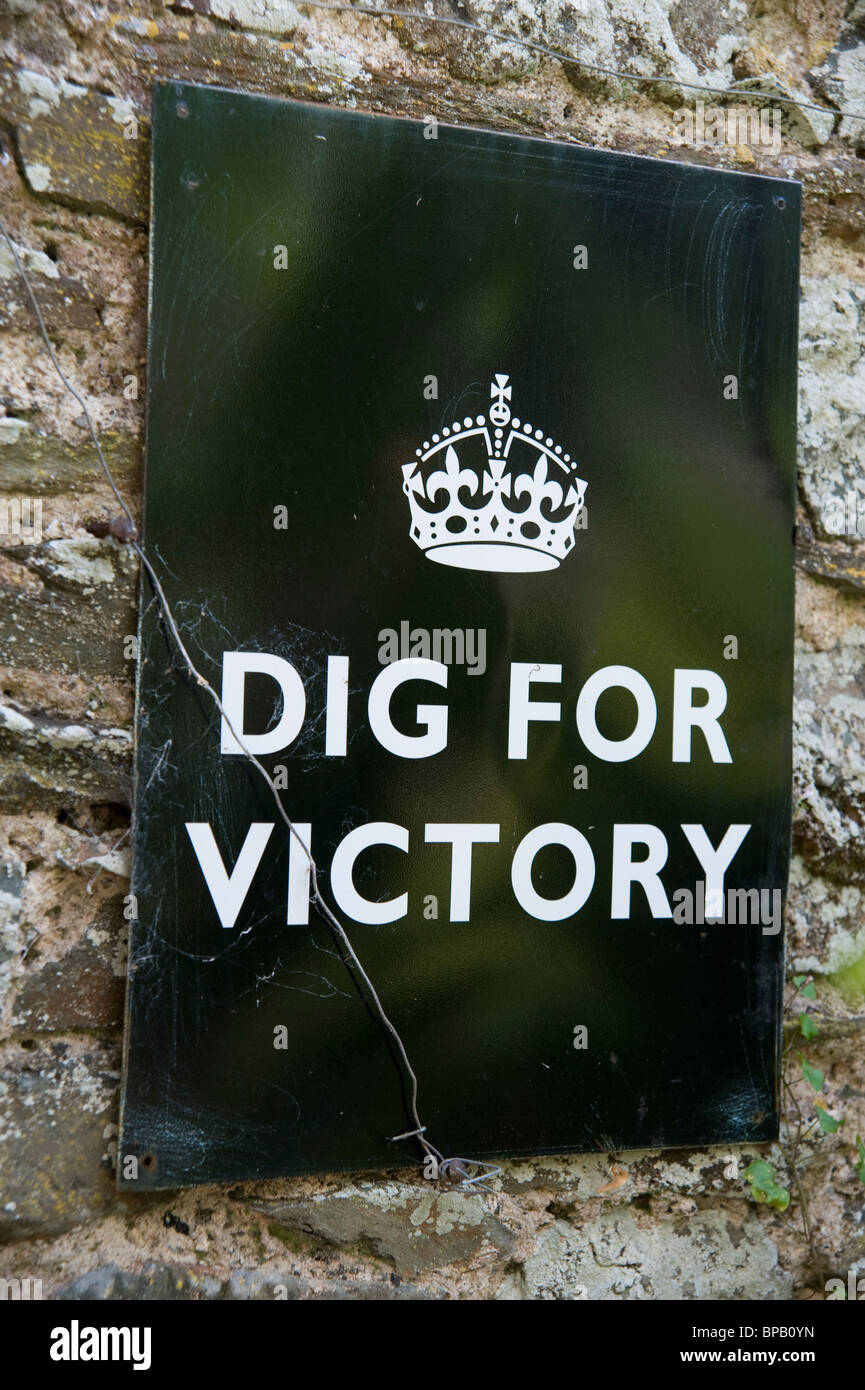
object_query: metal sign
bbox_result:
[119,80,800,1187]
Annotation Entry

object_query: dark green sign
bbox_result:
[119,80,800,1187]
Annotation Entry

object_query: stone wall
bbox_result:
[1,0,863,1300]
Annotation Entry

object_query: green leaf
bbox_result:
[743,1159,790,1211]
[817,1109,842,1135]
[800,1014,818,1039]
[855,1136,865,1184]
[744,1158,773,1185]
[792,974,806,987]
[801,982,817,999]
[800,1058,824,1092]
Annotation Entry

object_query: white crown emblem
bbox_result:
[402,374,587,573]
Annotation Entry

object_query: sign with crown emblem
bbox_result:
[119,81,800,1188]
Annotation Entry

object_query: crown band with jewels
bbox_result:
[402,374,587,573]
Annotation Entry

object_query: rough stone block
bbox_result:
[729,74,836,148]
[793,627,865,878]
[0,536,138,689]
[0,429,141,499]
[498,1206,793,1299]
[798,279,865,539]
[12,937,125,1033]
[0,1039,120,1241]
[0,234,105,332]
[796,532,865,595]
[250,1182,516,1273]
[0,704,133,810]
[787,855,865,975]
[0,62,148,221]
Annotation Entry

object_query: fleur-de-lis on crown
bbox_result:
[514,455,572,515]
[427,444,477,504]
